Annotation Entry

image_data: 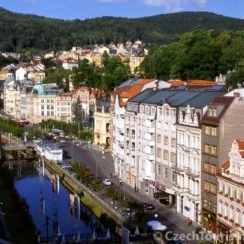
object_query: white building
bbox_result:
[36,141,63,162]
[174,90,226,223]
[217,139,244,242]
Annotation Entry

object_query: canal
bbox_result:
[14,163,107,242]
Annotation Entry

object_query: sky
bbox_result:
[0,0,244,20]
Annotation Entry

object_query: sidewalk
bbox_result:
[88,147,209,243]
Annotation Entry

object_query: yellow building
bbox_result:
[93,106,111,148]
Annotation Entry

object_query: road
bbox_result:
[61,140,213,244]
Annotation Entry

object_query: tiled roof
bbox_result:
[168,79,217,87]
[114,79,155,107]
[187,80,217,86]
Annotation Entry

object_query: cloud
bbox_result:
[142,0,184,12]
[192,0,207,6]
[141,0,207,12]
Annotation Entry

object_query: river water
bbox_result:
[14,163,105,242]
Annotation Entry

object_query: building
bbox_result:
[3,73,16,116]
[36,140,63,162]
[111,78,164,182]
[174,90,226,223]
[93,105,111,147]
[201,95,244,233]
[217,139,244,242]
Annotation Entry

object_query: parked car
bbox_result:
[102,179,112,185]
[143,202,155,210]
[123,208,136,218]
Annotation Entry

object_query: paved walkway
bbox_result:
[87,145,213,244]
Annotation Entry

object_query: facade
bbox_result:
[36,141,63,162]
[201,96,244,233]
[15,67,27,81]
[93,105,111,147]
[217,139,244,242]
[3,73,16,116]
[111,78,161,181]
[62,58,79,70]
[174,91,226,223]
[72,87,92,123]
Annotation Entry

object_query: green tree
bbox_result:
[101,56,131,91]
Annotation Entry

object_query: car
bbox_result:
[123,208,136,218]
[143,202,155,210]
[102,179,112,185]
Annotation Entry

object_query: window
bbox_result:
[203,162,216,175]
[170,152,176,163]
[156,147,161,157]
[203,181,217,194]
[205,125,217,136]
[158,107,162,115]
[164,136,168,145]
[211,127,217,136]
[171,138,176,147]
[172,171,177,182]
[165,168,168,178]
[205,126,211,135]
[163,150,169,160]
[140,105,144,113]
[203,199,208,208]
[157,164,161,175]
[156,134,161,143]
[208,107,217,117]
[203,144,217,156]
[145,106,150,114]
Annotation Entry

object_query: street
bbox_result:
[61,140,212,244]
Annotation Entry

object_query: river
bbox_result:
[14,163,106,242]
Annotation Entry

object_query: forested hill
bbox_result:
[0,7,244,52]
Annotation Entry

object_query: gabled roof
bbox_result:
[201,96,235,125]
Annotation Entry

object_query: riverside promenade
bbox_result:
[87,144,213,244]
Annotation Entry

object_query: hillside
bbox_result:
[0,7,244,52]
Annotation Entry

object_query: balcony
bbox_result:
[186,191,200,201]
[118,128,124,134]
[173,184,189,194]
[119,142,124,148]
[185,168,200,178]
[147,153,155,161]
[171,163,185,173]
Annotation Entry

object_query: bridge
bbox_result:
[2,143,36,151]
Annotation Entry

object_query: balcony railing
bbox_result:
[173,184,189,193]
[171,163,185,172]
[185,168,200,178]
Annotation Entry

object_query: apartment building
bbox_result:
[201,96,244,233]
[217,139,244,243]
[174,90,226,223]
[111,78,161,181]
